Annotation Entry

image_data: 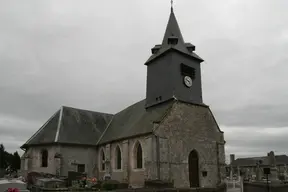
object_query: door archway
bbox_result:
[188,150,200,187]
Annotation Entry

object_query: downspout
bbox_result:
[154,133,169,181]
[127,140,130,184]
[216,142,221,185]
[216,141,225,185]
[155,134,160,180]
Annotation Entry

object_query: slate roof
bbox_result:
[21,106,113,148]
[57,106,113,145]
[97,99,174,145]
[145,8,203,65]
[231,155,288,167]
[21,99,174,148]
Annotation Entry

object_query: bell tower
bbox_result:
[145,6,204,108]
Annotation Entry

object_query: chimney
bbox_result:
[230,154,235,164]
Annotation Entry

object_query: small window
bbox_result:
[77,164,85,173]
[181,63,195,79]
[115,146,122,170]
[41,149,48,167]
[100,149,105,171]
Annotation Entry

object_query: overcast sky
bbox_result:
[0,0,288,161]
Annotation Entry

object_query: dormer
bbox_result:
[185,43,196,52]
[167,35,179,45]
[151,44,161,54]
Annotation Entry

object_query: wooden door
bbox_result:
[189,150,200,187]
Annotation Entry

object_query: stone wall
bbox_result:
[22,145,97,177]
[22,136,152,187]
[244,182,288,192]
[22,145,60,175]
[98,135,152,188]
[154,102,225,188]
[59,145,97,177]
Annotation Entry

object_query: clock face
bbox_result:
[184,76,193,87]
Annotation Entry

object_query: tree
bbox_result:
[0,143,21,174]
[0,143,5,169]
[12,151,21,171]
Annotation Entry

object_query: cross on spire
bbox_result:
[171,0,174,12]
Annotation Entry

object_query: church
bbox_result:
[20,6,226,189]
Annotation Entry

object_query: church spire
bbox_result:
[145,3,203,65]
[161,2,185,48]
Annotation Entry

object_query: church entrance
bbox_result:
[188,150,200,188]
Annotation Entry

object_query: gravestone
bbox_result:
[256,162,261,181]
[268,151,280,182]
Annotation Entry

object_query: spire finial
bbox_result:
[170,0,174,12]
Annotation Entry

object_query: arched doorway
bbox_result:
[188,150,199,187]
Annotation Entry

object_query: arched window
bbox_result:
[100,149,105,171]
[134,142,143,169]
[41,149,48,167]
[115,145,122,170]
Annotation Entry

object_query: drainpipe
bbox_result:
[216,141,225,185]
[216,142,220,184]
[155,135,160,180]
[127,140,130,183]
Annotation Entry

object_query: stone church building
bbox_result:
[20,7,226,188]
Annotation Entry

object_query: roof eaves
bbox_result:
[207,107,224,133]
[145,47,204,66]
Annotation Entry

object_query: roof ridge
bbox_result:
[235,154,288,160]
[114,99,145,115]
[96,116,114,145]
[235,156,268,161]
[62,105,113,116]
[54,106,64,142]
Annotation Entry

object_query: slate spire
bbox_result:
[145,5,203,65]
[161,3,185,48]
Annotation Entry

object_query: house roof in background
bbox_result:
[231,155,288,167]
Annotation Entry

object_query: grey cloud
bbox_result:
[0,126,34,140]
[0,135,24,155]
[214,103,288,128]
[223,126,288,159]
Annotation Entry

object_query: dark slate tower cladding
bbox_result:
[145,7,204,108]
